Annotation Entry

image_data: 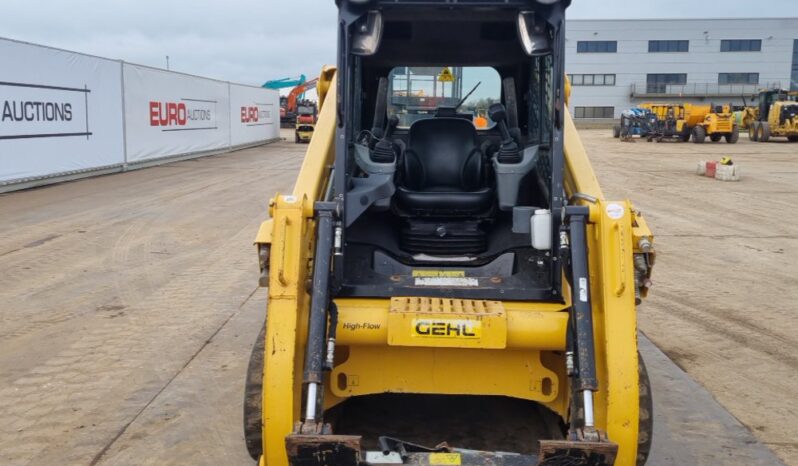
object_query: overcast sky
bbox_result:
[1,0,796,88]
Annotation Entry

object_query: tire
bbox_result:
[749,122,759,142]
[679,129,691,143]
[637,351,654,466]
[709,134,722,143]
[788,135,798,142]
[295,133,300,143]
[692,126,706,144]
[613,125,621,138]
[760,122,771,143]
[726,126,739,144]
[244,323,266,461]
[620,126,629,139]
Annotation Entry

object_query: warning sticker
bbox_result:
[430,453,462,465]
[438,67,455,83]
[412,270,465,278]
[606,203,625,220]
[579,277,588,302]
[414,277,479,287]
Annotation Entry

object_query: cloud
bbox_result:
[1,0,795,86]
[0,0,338,86]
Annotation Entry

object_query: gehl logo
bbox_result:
[413,319,481,339]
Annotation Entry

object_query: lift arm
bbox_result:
[252,69,338,466]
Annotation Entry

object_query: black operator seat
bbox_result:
[395,118,493,215]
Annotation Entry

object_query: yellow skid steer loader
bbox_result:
[246,1,656,465]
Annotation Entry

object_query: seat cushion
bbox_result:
[396,117,494,215]
[395,185,493,215]
[402,118,483,191]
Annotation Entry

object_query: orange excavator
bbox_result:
[281,77,319,127]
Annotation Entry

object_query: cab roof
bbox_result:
[337,0,570,6]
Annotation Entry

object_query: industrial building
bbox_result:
[565,18,798,120]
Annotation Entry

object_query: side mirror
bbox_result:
[351,11,383,56]
[517,11,553,57]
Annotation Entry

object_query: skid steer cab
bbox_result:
[247,1,656,465]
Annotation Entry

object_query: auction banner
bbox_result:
[123,64,231,162]
[0,38,125,183]
[229,84,279,147]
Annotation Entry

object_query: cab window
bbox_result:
[387,66,501,129]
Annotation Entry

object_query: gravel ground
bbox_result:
[584,130,798,465]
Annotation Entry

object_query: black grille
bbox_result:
[400,221,487,255]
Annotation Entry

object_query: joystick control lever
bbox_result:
[489,103,522,164]
[372,115,399,164]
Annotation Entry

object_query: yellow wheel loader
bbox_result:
[748,89,798,143]
[245,1,656,465]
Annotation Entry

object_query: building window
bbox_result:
[792,40,798,91]
[718,73,760,85]
[577,41,617,53]
[646,73,687,93]
[568,74,616,86]
[574,106,615,119]
[649,40,689,53]
[720,39,762,52]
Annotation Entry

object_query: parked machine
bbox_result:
[296,102,317,126]
[637,103,737,144]
[735,107,759,131]
[281,78,320,127]
[295,102,318,143]
[264,75,307,90]
[294,124,315,143]
[749,89,798,142]
[246,1,656,466]
[264,75,308,126]
[641,103,690,142]
[734,93,760,130]
[687,104,739,144]
[613,108,656,140]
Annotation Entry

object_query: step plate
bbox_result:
[387,297,507,349]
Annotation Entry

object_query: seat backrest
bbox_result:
[403,118,482,191]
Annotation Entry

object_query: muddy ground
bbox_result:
[0,129,794,465]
